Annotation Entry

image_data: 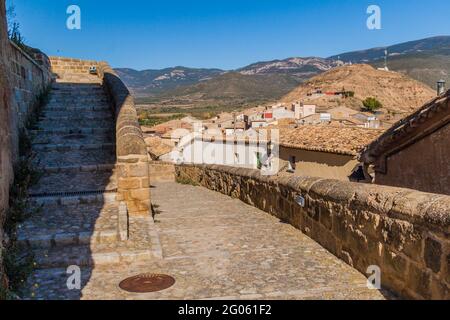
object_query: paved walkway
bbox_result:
[22,182,388,300]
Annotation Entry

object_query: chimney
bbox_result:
[437,80,446,96]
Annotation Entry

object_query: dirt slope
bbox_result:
[282,64,435,113]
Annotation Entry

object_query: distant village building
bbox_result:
[272,106,295,120]
[360,91,450,195]
[251,120,268,129]
[294,103,316,119]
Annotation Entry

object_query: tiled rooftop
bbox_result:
[144,136,173,159]
[279,126,384,156]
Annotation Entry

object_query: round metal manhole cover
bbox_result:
[119,274,175,293]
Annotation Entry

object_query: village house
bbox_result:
[141,118,194,136]
[360,90,450,195]
[293,102,316,119]
[163,124,382,182]
[174,133,272,170]
[276,126,383,181]
[271,106,295,120]
[251,120,268,128]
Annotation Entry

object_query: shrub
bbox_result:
[362,97,382,112]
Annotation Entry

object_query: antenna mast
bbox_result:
[384,49,388,70]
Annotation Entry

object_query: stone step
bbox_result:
[54,77,102,85]
[50,87,104,93]
[36,119,113,129]
[17,200,127,250]
[52,82,102,88]
[29,170,117,196]
[37,163,115,174]
[30,128,114,136]
[32,132,113,146]
[48,98,108,104]
[33,148,115,168]
[39,114,113,122]
[27,214,156,269]
[29,191,117,207]
[51,87,104,93]
[31,245,152,269]
[43,106,111,112]
[32,142,115,152]
[49,93,107,100]
[42,110,112,118]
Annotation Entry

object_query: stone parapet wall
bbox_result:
[175,164,449,300]
[149,161,175,182]
[97,63,151,217]
[49,56,98,78]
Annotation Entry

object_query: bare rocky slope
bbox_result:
[281,64,436,114]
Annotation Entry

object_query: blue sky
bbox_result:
[8,0,450,70]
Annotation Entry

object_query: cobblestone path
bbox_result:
[21,179,388,300]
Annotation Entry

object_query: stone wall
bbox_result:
[0,0,10,295]
[149,161,175,182]
[97,63,151,217]
[175,164,449,300]
[375,123,450,196]
[1,0,52,296]
[8,42,52,132]
[49,57,98,78]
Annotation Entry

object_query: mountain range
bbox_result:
[115,36,450,111]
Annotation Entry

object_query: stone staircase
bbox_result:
[17,75,157,272]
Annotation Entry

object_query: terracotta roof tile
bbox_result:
[278,126,383,156]
[144,136,173,159]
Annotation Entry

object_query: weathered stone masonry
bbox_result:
[175,164,449,300]
[48,57,151,217]
[98,63,151,216]
[1,0,52,294]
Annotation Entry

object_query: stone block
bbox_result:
[130,188,151,201]
[319,203,333,230]
[383,249,408,280]
[117,177,140,190]
[92,252,120,265]
[424,237,442,273]
[407,263,432,299]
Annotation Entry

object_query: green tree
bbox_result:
[362,97,382,112]
[6,4,26,49]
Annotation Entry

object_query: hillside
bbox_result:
[281,64,435,114]
[238,57,342,78]
[114,66,224,97]
[371,52,450,89]
[329,36,450,88]
[137,72,302,115]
